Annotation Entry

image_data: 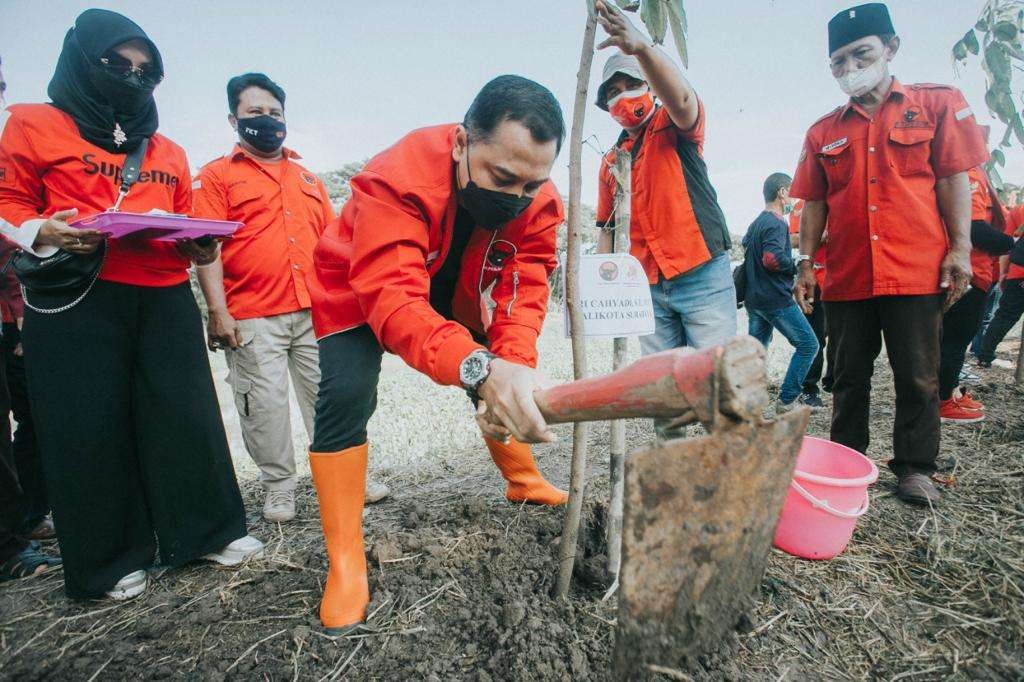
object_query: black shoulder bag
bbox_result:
[12,138,150,314]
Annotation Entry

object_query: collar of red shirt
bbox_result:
[840,77,909,120]
[228,143,302,161]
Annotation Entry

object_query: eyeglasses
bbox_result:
[98,52,161,84]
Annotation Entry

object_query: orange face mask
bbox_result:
[608,89,655,129]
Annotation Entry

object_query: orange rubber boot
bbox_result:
[484,436,568,506]
[309,444,369,633]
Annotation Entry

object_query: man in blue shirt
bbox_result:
[743,173,820,409]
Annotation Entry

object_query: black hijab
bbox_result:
[47,9,164,154]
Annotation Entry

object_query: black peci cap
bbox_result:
[828,3,895,55]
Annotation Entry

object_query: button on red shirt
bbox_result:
[192,145,335,320]
[791,80,988,302]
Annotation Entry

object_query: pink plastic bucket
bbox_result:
[773,437,878,560]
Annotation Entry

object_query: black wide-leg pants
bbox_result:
[22,280,247,599]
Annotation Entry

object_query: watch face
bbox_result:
[462,356,484,384]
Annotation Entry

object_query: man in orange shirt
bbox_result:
[793,3,987,506]
[194,74,388,523]
[308,75,566,633]
[592,1,735,438]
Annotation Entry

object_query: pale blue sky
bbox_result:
[0,0,1014,233]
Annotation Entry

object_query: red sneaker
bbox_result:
[956,391,984,412]
[940,398,984,424]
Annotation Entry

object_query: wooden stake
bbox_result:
[607,148,631,578]
[554,3,598,600]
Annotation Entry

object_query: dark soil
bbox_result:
[1,359,1022,681]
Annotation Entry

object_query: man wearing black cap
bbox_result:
[791,3,987,506]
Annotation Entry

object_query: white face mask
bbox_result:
[835,56,888,98]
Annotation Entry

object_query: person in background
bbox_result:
[792,3,987,506]
[743,173,820,410]
[974,232,1024,368]
[0,9,262,601]
[592,0,735,439]
[0,54,61,583]
[193,73,389,524]
[789,199,829,402]
[972,194,1024,360]
[937,162,1015,424]
[0,56,51,542]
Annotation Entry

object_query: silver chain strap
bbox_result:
[21,245,107,315]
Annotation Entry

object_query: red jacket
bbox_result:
[310,124,563,387]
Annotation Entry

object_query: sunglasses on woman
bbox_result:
[98,52,161,85]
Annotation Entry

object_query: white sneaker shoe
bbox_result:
[365,477,391,504]
[204,535,264,566]
[263,489,296,522]
[106,570,147,601]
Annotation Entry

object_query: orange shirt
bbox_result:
[1007,205,1024,281]
[311,124,562,387]
[192,146,334,320]
[596,102,731,284]
[791,80,988,302]
[967,166,1009,292]
[0,104,193,287]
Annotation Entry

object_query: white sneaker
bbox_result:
[204,535,264,566]
[365,477,391,504]
[106,570,147,601]
[263,489,296,522]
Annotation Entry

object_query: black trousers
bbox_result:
[311,324,484,452]
[826,295,942,477]
[802,288,828,395]
[0,329,27,566]
[22,281,247,598]
[311,325,384,452]
[2,322,47,533]
[975,279,1024,363]
[938,287,987,400]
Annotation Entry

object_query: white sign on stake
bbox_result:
[564,253,655,338]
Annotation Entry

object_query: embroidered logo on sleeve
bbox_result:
[955,106,974,121]
[821,137,848,153]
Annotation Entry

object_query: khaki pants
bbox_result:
[225,310,319,491]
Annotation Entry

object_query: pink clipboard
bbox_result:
[71,212,242,241]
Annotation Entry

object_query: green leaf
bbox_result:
[993,148,1006,166]
[614,0,641,11]
[953,41,968,61]
[587,0,596,18]
[1012,113,1024,145]
[985,42,1012,84]
[666,0,688,68]
[964,28,980,55]
[994,20,1019,42]
[641,0,668,44]
[986,163,1004,191]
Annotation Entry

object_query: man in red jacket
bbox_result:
[308,75,566,633]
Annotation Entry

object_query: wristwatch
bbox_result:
[460,349,497,399]
[795,254,813,266]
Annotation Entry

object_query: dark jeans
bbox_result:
[22,281,247,598]
[975,279,1024,363]
[970,285,1002,356]
[802,288,828,395]
[826,295,942,477]
[938,287,987,400]
[2,322,47,533]
[748,302,820,404]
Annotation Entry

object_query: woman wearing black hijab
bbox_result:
[0,9,262,600]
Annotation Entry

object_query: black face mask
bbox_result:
[237,115,287,153]
[87,67,155,113]
[456,145,534,231]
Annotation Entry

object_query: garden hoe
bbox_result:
[534,335,810,679]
